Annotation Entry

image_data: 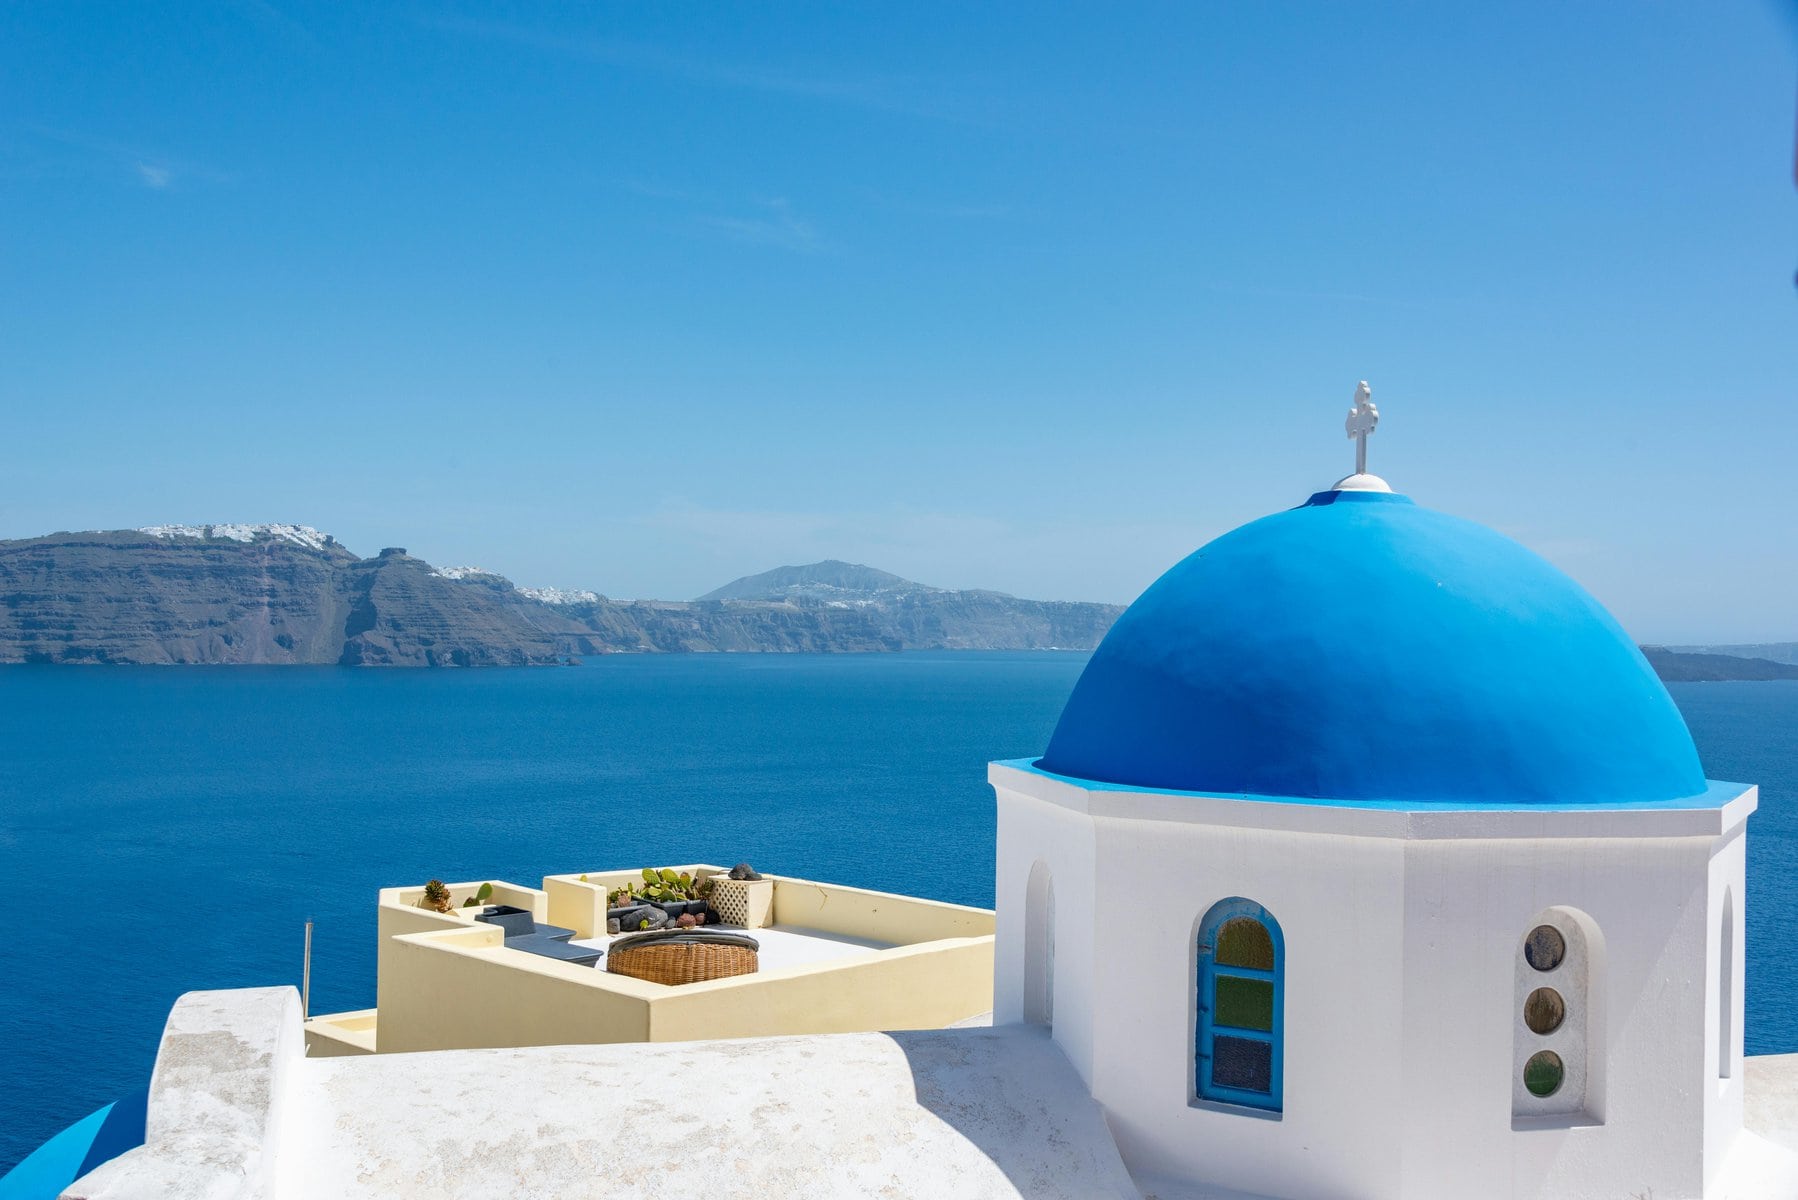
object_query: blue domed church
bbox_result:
[991,388,1762,1199]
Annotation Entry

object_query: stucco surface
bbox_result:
[65,988,299,1200]
[1746,1054,1798,1156]
[281,1024,1138,1199]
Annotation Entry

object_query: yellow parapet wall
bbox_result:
[306,868,995,1058]
[375,923,659,1053]
[647,937,995,1041]
[303,1009,377,1057]
[768,876,994,943]
[374,879,550,1038]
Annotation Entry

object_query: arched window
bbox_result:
[1024,860,1055,1027]
[1513,907,1603,1123]
[1195,898,1283,1112]
[1719,888,1734,1080]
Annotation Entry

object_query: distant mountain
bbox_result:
[1665,642,1798,667]
[1639,647,1798,683]
[697,560,925,603]
[0,534,1122,665]
[690,560,1118,650]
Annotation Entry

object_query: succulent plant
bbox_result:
[461,881,495,908]
[422,879,453,914]
[638,867,703,902]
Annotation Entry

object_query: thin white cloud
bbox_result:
[697,198,825,253]
[14,124,232,189]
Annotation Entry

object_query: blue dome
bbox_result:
[1040,490,1706,806]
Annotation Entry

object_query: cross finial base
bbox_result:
[1331,472,1392,493]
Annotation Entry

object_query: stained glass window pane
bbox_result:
[1211,1035,1273,1093]
[1524,1050,1564,1097]
[1524,925,1565,972]
[1213,975,1275,1032]
[1523,987,1565,1035]
[1215,918,1274,970]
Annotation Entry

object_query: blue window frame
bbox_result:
[1196,897,1284,1112]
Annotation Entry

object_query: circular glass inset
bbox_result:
[1524,925,1566,972]
[1523,987,1565,1035]
[1524,1050,1564,1097]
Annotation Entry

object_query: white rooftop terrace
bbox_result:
[305,865,996,1058]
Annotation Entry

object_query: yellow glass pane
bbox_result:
[1215,918,1274,970]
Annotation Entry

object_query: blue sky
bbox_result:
[2,3,1793,641]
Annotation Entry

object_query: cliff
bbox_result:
[0,531,1122,664]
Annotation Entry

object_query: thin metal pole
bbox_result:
[302,919,314,1019]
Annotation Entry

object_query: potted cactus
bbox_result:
[421,879,453,914]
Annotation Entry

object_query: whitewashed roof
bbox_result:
[69,988,1139,1200]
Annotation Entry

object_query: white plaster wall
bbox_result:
[66,987,303,1200]
[1397,835,1715,1200]
[1706,821,1749,1187]
[994,784,1099,1086]
[1088,816,1409,1200]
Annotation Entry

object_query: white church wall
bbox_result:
[992,763,1757,1200]
[1085,814,1410,1200]
[1396,834,1719,1200]
[994,784,1100,1085]
[1706,820,1749,1188]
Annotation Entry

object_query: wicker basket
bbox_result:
[607,930,760,985]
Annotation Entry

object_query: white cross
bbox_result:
[1344,380,1379,477]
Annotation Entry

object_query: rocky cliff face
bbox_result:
[0,535,1122,664]
[0,529,360,664]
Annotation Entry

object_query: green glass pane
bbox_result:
[1213,975,1274,1032]
[1215,918,1274,970]
[1523,1050,1564,1098]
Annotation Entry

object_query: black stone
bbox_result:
[613,905,666,932]
[729,863,762,881]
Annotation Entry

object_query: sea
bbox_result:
[1,655,1794,1173]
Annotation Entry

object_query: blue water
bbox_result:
[0,658,1793,1173]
